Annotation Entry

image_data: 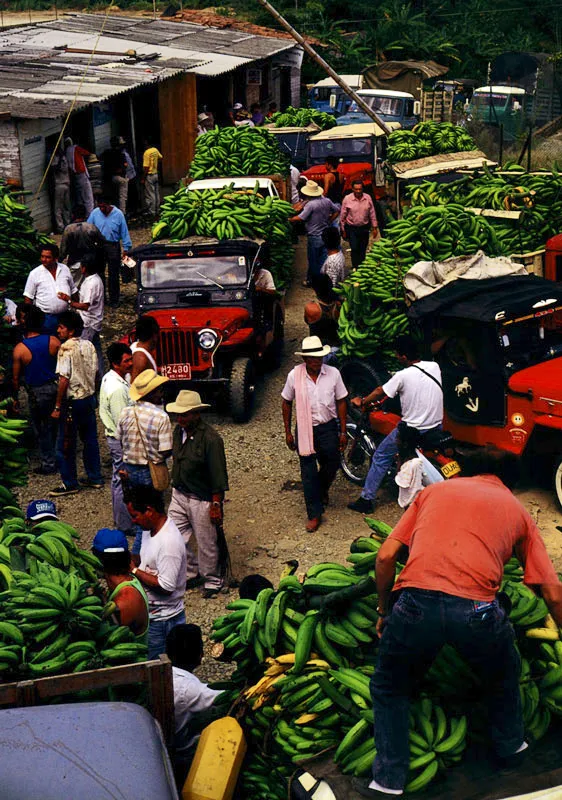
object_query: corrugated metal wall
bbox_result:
[158,73,197,185]
[18,118,62,233]
[0,120,22,186]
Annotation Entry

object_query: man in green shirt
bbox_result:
[166,390,229,599]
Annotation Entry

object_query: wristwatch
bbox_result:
[132,567,138,575]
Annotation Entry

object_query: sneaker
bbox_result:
[185,575,204,590]
[201,587,221,599]
[49,485,79,497]
[33,466,57,476]
[347,497,374,514]
[78,479,104,489]
[351,778,402,798]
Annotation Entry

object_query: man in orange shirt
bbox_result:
[353,448,562,799]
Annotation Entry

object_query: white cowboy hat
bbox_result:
[300,180,324,198]
[233,102,243,110]
[295,335,331,358]
[198,113,210,122]
[129,368,169,402]
[166,389,211,414]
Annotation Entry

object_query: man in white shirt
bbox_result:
[126,485,188,660]
[290,164,301,205]
[62,253,104,385]
[166,623,220,784]
[281,335,348,532]
[99,343,133,532]
[347,334,443,514]
[24,243,78,335]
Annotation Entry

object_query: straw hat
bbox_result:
[295,335,331,358]
[166,390,211,415]
[300,180,324,198]
[198,113,210,122]
[129,369,169,402]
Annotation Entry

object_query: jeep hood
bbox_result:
[146,307,250,332]
[508,356,562,416]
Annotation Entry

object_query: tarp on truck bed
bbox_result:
[403,251,528,303]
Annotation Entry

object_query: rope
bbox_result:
[32,6,113,210]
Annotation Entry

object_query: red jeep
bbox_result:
[129,237,284,422]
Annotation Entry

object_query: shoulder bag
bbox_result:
[133,408,170,492]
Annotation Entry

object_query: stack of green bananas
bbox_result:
[537,640,562,720]
[503,580,550,630]
[0,517,102,584]
[152,183,295,289]
[0,561,146,679]
[0,412,28,489]
[269,107,336,130]
[239,750,291,800]
[387,122,477,164]
[188,127,290,180]
[337,204,502,360]
[406,164,562,255]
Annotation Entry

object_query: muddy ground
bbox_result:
[19,234,562,678]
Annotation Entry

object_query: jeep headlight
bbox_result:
[143,294,157,305]
[198,328,218,350]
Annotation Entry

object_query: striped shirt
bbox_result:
[116,401,173,465]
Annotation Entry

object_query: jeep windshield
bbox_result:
[500,316,562,372]
[309,137,372,161]
[140,256,248,289]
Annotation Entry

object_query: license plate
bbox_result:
[441,460,461,478]
[161,363,191,380]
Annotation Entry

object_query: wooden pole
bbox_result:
[255,0,391,133]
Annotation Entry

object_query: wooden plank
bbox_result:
[0,655,175,743]
[159,73,197,184]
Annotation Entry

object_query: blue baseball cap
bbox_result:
[92,528,129,553]
[26,499,58,522]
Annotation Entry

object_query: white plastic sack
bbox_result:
[403,251,528,303]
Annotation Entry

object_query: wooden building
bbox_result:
[0,13,303,231]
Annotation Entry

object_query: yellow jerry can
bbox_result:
[182,716,247,800]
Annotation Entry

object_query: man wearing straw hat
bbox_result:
[281,336,348,532]
[166,390,229,599]
[290,181,339,287]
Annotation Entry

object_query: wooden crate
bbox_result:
[421,90,454,122]
[0,654,175,743]
[510,249,545,276]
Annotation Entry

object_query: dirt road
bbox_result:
[19,236,562,674]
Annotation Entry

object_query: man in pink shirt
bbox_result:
[353,448,562,799]
[340,180,378,268]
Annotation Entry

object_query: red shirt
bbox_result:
[340,192,377,228]
[390,475,559,601]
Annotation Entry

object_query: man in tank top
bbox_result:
[12,305,60,475]
[131,314,160,381]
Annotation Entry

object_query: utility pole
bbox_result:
[256,0,391,133]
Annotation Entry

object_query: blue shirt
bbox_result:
[299,196,338,237]
[87,206,132,250]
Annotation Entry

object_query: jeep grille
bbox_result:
[158,330,201,368]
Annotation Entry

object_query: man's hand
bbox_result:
[351,396,363,409]
[57,292,70,302]
[376,615,386,638]
[51,408,60,420]
[286,432,296,451]
[339,432,347,452]
[210,503,223,524]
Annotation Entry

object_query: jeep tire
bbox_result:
[229,357,256,423]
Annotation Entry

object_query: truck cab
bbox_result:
[307,74,362,115]
[469,85,526,130]
[131,237,284,422]
[409,274,562,505]
[302,122,400,198]
[337,90,420,128]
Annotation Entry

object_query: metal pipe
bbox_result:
[255,0,391,134]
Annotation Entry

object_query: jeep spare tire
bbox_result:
[229,357,256,423]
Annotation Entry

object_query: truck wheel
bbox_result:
[229,357,256,423]
[553,456,562,509]
[339,359,386,422]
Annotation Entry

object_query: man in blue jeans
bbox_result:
[290,181,339,286]
[347,335,443,514]
[126,485,187,660]
[353,448,562,798]
[49,310,103,497]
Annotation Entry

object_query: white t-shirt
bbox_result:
[255,269,276,291]
[290,165,301,204]
[383,361,443,431]
[172,666,221,753]
[79,273,104,332]
[24,263,77,315]
[139,517,187,620]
